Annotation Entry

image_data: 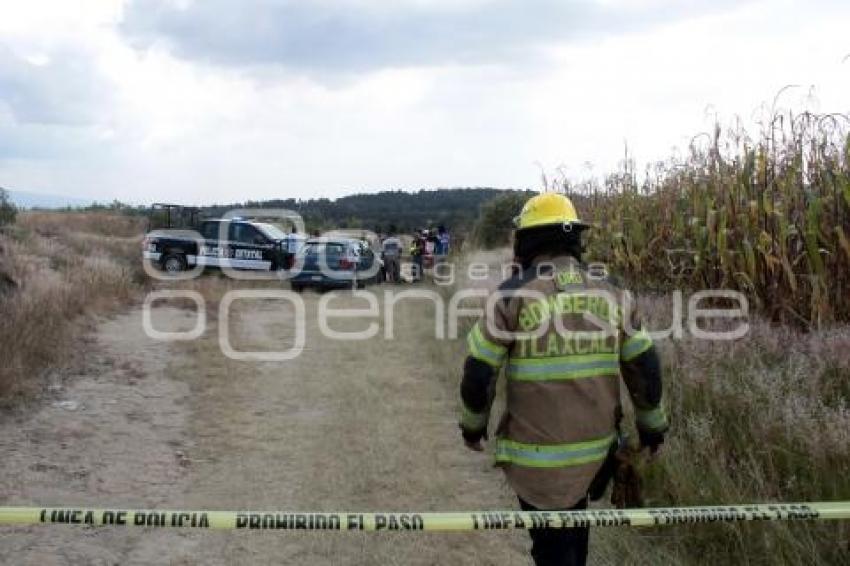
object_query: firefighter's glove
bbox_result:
[610,453,644,509]
[638,429,665,455]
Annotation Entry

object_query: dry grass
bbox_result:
[0,212,146,402]
[601,296,850,564]
[17,211,146,238]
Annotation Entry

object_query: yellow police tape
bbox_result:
[1,502,849,531]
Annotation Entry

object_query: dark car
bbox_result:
[143,219,298,273]
[289,238,382,291]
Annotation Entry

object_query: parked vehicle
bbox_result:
[143,219,299,273]
[289,237,382,291]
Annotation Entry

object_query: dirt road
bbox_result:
[0,289,532,565]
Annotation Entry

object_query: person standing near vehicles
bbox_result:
[382,236,402,283]
[421,229,437,269]
[410,232,425,282]
[458,193,668,566]
[436,225,450,257]
[284,226,299,269]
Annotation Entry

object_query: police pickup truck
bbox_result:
[143,218,302,273]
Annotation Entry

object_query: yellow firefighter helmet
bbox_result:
[514,193,586,231]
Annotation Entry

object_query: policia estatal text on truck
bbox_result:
[143,218,303,273]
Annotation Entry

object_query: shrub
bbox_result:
[471,191,530,249]
[0,187,17,226]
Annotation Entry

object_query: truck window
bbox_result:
[201,222,223,241]
[231,223,263,245]
[302,243,345,256]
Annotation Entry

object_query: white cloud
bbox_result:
[0,0,847,203]
[120,0,746,74]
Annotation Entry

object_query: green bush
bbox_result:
[0,188,17,226]
[471,191,531,249]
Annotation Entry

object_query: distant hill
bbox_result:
[21,187,535,237]
[6,190,93,209]
[202,188,535,234]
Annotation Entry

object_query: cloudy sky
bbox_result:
[0,0,848,204]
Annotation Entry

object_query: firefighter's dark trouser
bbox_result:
[519,497,589,566]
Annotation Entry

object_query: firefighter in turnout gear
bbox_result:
[459,193,668,566]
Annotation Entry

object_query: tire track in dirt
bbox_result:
[0,290,531,565]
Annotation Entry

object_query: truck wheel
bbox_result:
[291,284,304,293]
[161,253,187,274]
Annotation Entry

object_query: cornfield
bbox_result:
[565,110,850,328]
